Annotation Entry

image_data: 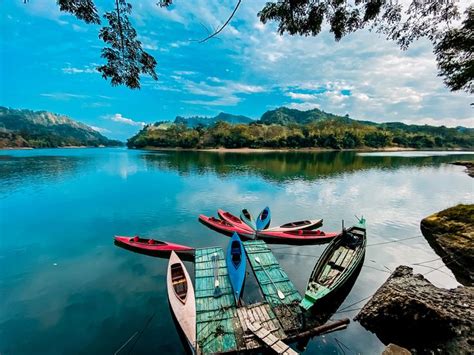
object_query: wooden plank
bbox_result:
[195,247,242,354]
[246,320,298,355]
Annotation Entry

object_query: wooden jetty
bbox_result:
[243,240,303,335]
[193,243,348,354]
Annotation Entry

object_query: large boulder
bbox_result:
[355,266,473,354]
[420,204,474,286]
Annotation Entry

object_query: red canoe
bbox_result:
[256,229,339,244]
[198,215,256,239]
[217,209,255,232]
[114,236,194,254]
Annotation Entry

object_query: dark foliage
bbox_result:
[57,0,101,24]
[435,6,474,94]
[97,0,157,89]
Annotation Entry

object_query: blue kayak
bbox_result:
[256,206,271,231]
[226,232,246,304]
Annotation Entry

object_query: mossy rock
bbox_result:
[420,204,474,286]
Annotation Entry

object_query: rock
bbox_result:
[355,266,473,354]
[382,343,412,355]
[420,204,474,286]
[451,161,474,177]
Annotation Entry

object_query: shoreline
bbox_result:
[135,146,472,153]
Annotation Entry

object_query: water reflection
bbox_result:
[141,150,474,182]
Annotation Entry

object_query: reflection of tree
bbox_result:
[141,151,474,183]
[0,155,86,192]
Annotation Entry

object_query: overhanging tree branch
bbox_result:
[198,0,242,43]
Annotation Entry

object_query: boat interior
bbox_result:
[129,237,166,245]
[279,220,311,228]
[242,209,252,220]
[171,263,188,303]
[231,241,242,266]
[307,228,365,295]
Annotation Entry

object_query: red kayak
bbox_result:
[256,229,339,244]
[198,215,256,239]
[114,236,194,254]
[217,209,255,232]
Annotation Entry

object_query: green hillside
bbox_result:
[0,107,122,148]
[174,112,253,127]
[127,106,474,150]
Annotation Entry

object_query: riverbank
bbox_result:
[451,161,474,177]
[134,146,473,153]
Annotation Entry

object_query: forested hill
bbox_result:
[0,107,122,148]
[128,107,474,150]
[174,112,253,127]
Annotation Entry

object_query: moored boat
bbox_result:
[167,251,197,352]
[256,229,338,244]
[299,218,367,311]
[265,218,323,232]
[217,209,255,232]
[198,214,256,239]
[114,236,194,255]
[256,206,271,231]
[240,209,256,230]
[226,232,247,304]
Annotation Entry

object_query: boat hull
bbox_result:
[300,220,367,310]
[240,209,257,230]
[198,215,256,239]
[256,229,338,244]
[114,236,194,255]
[167,251,196,352]
[226,233,247,303]
[217,209,255,232]
[256,207,271,231]
[265,218,323,232]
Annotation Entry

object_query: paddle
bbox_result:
[254,256,285,300]
[212,253,222,298]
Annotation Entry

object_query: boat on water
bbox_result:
[240,209,256,230]
[265,218,323,232]
[256,207,271,231]
[217,209,255,232]
[256,229,338,244]
[226,232,247,304]
[299,218,367,311]
[198,214,255,239]
[114,236,194,255]
[167,251,197,352]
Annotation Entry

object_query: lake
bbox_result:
[0,148,473,354]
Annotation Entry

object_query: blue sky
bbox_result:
[1,1,472,140]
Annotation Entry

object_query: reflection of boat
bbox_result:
[265,219,323,232]
[300,218,367,311]
[226,233,246,304]
[256,206,271,230]
[240,209,256,230]
[167,251,196,352]
[217,209,254,232]
[256,229,338,244]
[198,214,255,239]
[114,236,194,255]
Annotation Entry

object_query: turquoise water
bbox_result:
[0,148,473,354]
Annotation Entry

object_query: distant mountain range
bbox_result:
[173,112,254,127]
[0,107,122,148]
[129,106,473,149]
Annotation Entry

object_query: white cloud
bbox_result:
[62,65,97,75]
[104,114,146,127]
[40,92,89,100]
[90,126,111,134]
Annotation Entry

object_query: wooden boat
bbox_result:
[198,214,256,239]
[256,229,339,244]
[167,251,196,352]
[265,218,323,232]
[114,236,194,255]
[217,209,255,232]
[240,208,256,230]
[299,218,367,311]
[256,206,271,231]
[226,232,246,304]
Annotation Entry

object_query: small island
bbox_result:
[127,107,474,151]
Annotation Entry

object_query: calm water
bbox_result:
[0,148,473,354]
